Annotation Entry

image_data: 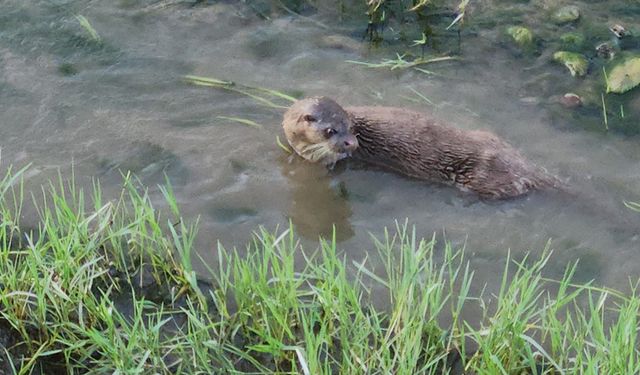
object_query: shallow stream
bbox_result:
[1,0,640,297]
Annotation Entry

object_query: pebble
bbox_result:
[559,93,583,108]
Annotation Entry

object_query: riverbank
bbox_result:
[0,166,638,374]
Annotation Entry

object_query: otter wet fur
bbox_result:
[282,96,561,200]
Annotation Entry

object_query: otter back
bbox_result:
[346,106,559,199]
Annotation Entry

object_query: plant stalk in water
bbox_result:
[184,75,297,109]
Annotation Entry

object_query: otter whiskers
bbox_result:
[301,143,334,164]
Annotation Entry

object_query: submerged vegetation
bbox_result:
[74,15,101,43]
[185,75,297,109]
[0,166,639,373]
[346,54,457,73]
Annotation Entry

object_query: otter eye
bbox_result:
[303,115,317,122]
[325,128,337,137]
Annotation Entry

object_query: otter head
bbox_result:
[282,97,359,167]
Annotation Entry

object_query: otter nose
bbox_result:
[343,136,359,152]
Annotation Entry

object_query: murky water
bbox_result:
[1,0,639,295]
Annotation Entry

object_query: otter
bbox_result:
[282,96,560,199]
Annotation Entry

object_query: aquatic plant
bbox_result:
[624,201,640,213]
[75,15,101,43]
[216,116,264,128]
[346,54,457,72]
[276,135,293,153]
[365,0,468,41]
[601,93,609,130]
[184,75,296,109]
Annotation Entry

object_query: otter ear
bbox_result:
[302,114,317,123]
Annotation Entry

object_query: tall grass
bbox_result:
[365,0,468,39]
[0,166,638,373]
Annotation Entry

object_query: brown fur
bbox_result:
[283,97,559,199]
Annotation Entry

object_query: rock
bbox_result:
[506,26,534,48]
[607,56,640,94]
[553,5,580,24]
[559,93,583,108]
[559,32,585,50]
[596,42,616,60]
[610,24,626,39]
[553,51,589,76]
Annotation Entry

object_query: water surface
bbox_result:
[1,0,639,296]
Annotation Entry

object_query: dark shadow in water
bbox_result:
[279,155,354,242]
[94,140,189,187]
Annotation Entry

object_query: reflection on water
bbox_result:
[280,155,354,241]
[1,0,639,293]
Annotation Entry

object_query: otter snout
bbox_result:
[337,134,358,155]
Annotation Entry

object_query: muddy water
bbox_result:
[1,0,639,295]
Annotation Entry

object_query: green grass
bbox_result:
[625,201,640,213]
[75,15,101,43]
[0,166,639,374]
[216,116,264,129]
[346,54,457,72]
[184,75,296,109]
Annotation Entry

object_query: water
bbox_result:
[1,0,639,296]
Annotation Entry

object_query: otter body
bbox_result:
[282,97,558,199]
